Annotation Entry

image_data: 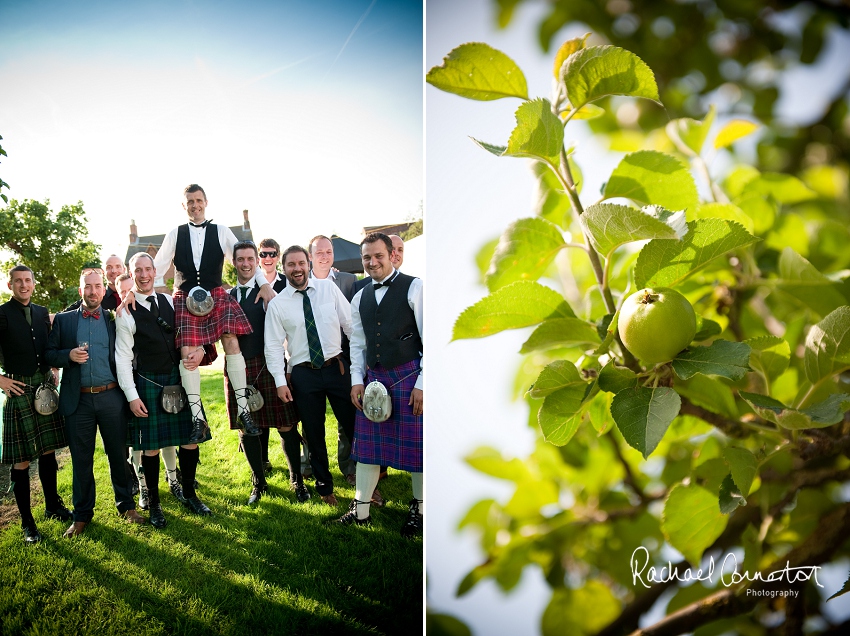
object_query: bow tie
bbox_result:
[373,278,393,290]
[189,219,211,228]
[82,309,100,319]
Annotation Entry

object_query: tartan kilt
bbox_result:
[128,368,197,450]
[1,370,68,464]
[174,286,253,350]
[352,358,422,472]
[225,354,300,430]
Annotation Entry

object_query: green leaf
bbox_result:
[828,571,850,601]
[661,483,728,565]
[579,202,681,259]
[739,391,850,430]
[741,172,817,205]
[561,45,660,112]
[672,340,752,381]
[470,138,507,156]
[719,473,746,514]
[746,336,790,385]
[593,310,619,356]
[474,236,500,282]
[611,386,681,458]
[713,119,759,149]
[465,447,532,482]
[634,218,759,289]
[563,103,605,120]
[453,281,575,340]
[676,375,738,419]
[597,362,638,394]
[776,247,847,318]
[520,317,600,353]
[693,201,754,234]
[456,565,488,597]
[426,42,528,101]
[665,105,716,157]
[426,611,473,636]
[722,447,758,497]
[587,391,615,434]
[804,306,850,385]
[552,32,590,78]
[504,99,563,166]
[603,151,698,213]
[735,191,776,235]
[534,362,589,445]
[504,479,559,518]
[540,583,620,636]
[528,359,586,399]
[485,217,566,291]
[693,317,722,342]
[533,162,572,227]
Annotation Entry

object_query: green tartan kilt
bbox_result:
[128,368,197,451]
[1,369,68,464]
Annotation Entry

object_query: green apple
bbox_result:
[618,288,696,364]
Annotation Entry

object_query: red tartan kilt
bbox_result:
[173,287,253,350]
[224,354,300,429]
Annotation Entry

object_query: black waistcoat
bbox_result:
[0,300,50,375]
[231,285,265,359]
[359,272,422,370]
[128,295,180,374]
[173,224,224,293]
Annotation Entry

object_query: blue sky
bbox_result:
[0,0,422,260]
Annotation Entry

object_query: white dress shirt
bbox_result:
[350,269,423,390]
[155,223,268,289]
[264,278,353,387]
[116,293,176,403]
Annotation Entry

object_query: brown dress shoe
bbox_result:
[320,493,339,507]
[63,521,88,538]
[371,487,385,508]
[122,509,147,524]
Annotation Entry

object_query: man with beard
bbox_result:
[0,265,72,543]
[64,255,125,313]
[126,184,275,446]
[265,245,355,507]
[116,253,207,525]
[336,233,423,538]
[47,269,146,537]
[226,242,305,504]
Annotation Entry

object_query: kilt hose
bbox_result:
[173,287,253,365]
[129,368,197,450]
[224,354,300,430]
[352,358,422,473]
[1,369,67,465]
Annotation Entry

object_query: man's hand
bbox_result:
[409,388,423,416]
[256,283,276,309]
[51,368,60,386]
[351,384,365,411]
[129,398,149,418]
[181,347,204,371]
[69,346,89,364]
[0,375,27,397]
[277,385,293,403]
[116,289,137,317]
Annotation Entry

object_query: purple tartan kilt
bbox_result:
[128,369,195,450]
[224,354,300,430]
[174,286,252,350]
[352,358,422,472]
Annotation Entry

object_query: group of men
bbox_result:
[0,184,423,543]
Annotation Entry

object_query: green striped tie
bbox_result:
[297,290,324,367]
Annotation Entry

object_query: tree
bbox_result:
[428,27,850,636]
[0,199,101,312]
[0,134,10,204]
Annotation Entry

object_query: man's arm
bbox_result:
[45,314,72,368]
[115,314,139,403]
[0,311,26,396]
[349,291,367,410]
[332,283,353,338]
[153,227,178,275]
[409,278,424,392]
[263,300,290,388]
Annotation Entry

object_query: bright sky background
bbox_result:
[0,0,423,265]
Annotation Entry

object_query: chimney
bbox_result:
[130,219,138,244]
[242,209,250,231]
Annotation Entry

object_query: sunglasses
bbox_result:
[259,251,278,258]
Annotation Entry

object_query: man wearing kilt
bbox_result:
[225,242,306,505]
[116,253,210,525]
[138,184,275,445]
[338,233,423,538]
[0,265,72,543]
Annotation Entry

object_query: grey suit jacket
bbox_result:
[309,270,357,302]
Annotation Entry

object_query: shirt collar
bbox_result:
[310,269,336,281]
[376,268,398,285]
[237,278,257,290]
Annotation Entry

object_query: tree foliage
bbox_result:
[0,199,101,312]
[428,23,850,636]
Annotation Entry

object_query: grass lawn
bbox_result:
[0,369,423,635]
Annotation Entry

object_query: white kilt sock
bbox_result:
[130,448,147,488]
[179,360,204,421]
[161,446,178,483]
[355,463,381,520]
[226,353,250,414]
[412,471,423,516]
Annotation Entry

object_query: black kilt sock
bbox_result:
[242,434,266,487]
[280,427,302,485]
[178,446,200,499]
[38,453,60,510]
[11,467,35,528]
[259,427,270,463]
[141,454,161,507]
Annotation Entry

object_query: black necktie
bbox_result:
[147,296,159,318]
[23,305,32,326]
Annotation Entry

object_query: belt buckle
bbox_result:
[90,385,104,394]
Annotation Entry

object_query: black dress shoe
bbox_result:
[188,417,210,444]
[239,410,261,436]
[169,479,188,505]
[400,498,423,539]
[331,499,372,527]
[248,484,267,505]
[183,495,212,516]
[293,482,311,503]
[45,497,73,522]
[23,524,42,544]
[149,503,167,529]
[263,461,273,476]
